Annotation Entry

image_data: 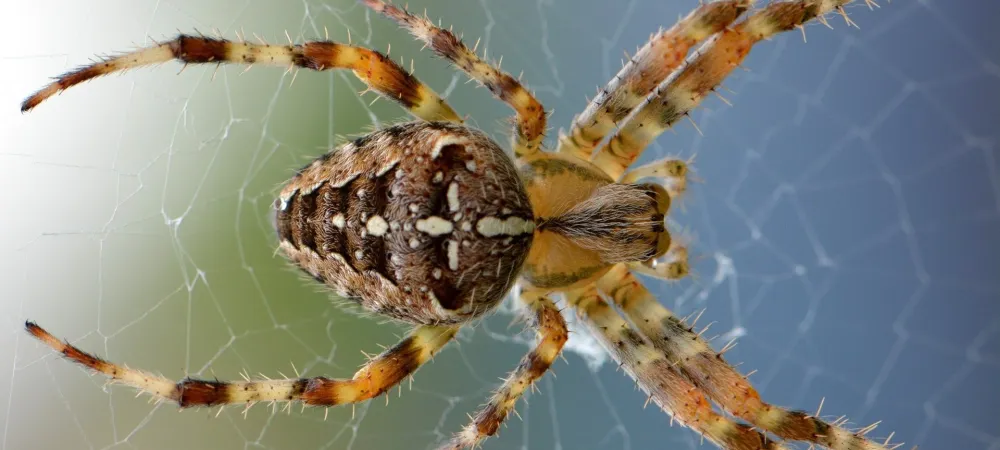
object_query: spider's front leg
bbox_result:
[598,263,898,450]
[441,290,567,450]
[567,286,786,450]
[557,0,751,160]
[592,0,867,180]
[25,321,457,408]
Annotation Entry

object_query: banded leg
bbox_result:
[558,0,751,161]
[25,321,457,408]
[630,238,692,281]
[363,0,546,157]
[622,154,697,200]
[593,0,865,180]
[21,33,460,122]
[597,264,896,450]
[567,285,786,450]
[441,291,567,449]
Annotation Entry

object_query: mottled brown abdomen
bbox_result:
[275,122,534,324]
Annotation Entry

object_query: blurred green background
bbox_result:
[3,1,999,449]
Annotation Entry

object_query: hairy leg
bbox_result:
[629,238,691,280]
[592,0,866,180]
[21,33,460,122]
[25,321,457,408]
[567,285,786,450]
[622,154,697,203]
[558,0,750,161]
[441,290,567,449]
[597,264,897,450]
[363,0,546,157]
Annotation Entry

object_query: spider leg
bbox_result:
[598,264,897,450]
[440,290,567,450]
[567,285,787,450]
[630,237,692,281]
[622,154,696,201]
[592,0,865,180]
[557,0,751,161]
[363,0,546,157]
[20,34,460,122]
[25,321,457,408]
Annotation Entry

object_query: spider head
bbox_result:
[538,182,669,265]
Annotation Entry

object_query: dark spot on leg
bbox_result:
[176,378,230,407]
[172,35,229,63]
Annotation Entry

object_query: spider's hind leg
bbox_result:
[598,264,898,450]
[441,290,567,450]
[363,0,546,157]
[25,321,457,409]
[21,33,460,123]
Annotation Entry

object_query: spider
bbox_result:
[21,1,902,449]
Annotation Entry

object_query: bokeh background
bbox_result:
[2,0,999,449]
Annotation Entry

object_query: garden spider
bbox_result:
[22,0,902,449]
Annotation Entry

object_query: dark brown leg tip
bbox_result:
[24,321,62,349]
[24,320,42,336]
[20,97,39,113]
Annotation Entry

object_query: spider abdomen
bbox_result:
[275,122,534,324]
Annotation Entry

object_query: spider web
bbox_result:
[3,0,999,449]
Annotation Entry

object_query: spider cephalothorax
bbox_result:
[23,1,903,449]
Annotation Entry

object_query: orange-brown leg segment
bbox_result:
[592,0,866,180]
[557,0,751,161]
[20,33,460,122]
[567,286,787,450]
[25,321,457,408]
[441,291,567,450]
[597,264,897,450]
[363,0,546,157]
